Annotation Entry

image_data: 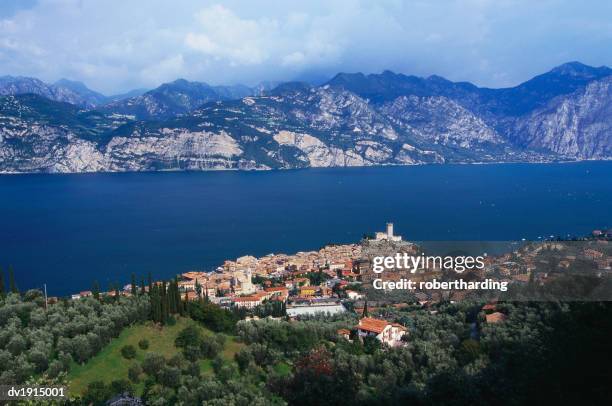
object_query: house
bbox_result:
[79,291,93,298]
[345,290,363,300]
[290,277,309,287]
[355,317,406,347]
[182,271,207,280]
[485,312,507,323]
[337,328,351,340]
[232,292,267,309]
[265,287,289,302]
[584,249,604,259]
[299,285,317,298]
[182,291,199,301]
[319,286,332,297]
[481,303,497,313]
[329,262,345,271]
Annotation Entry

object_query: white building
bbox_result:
[232,292,267,309]
[286,302,346,317]
[356,317,407,347]
[346,290,364,300]
[232,268,256,295]
[375,222,402,242]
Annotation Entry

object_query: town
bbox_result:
[68,223,612,346]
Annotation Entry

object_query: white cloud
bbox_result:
[141,54,185,84]
[0,0,611,93]
[185,5,271,65]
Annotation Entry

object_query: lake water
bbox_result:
[1,162,611,296]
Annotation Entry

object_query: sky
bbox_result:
[1,0,611,95]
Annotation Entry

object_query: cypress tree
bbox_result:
[92,280,100,300]
[140,277,146,295]
[167,280,175,314]
[8,265,18,294]
[173,279,181,314]
[195,280,202,301]
[131,273,137,296]
[151,285,161,323]
[0,266,4,297]
[148,272,153,296]
[362,299,369,318]
[181,293,188,316]
[160,281,168,324]
[114,283,120,302]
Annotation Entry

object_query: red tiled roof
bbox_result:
[356,317,390,334]
[486,312,507,323]
[265,287,289,292]
[233,292,267,302]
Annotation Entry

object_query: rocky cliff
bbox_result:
[1,62,611,173]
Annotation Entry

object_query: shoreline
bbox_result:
[1,157,611,176]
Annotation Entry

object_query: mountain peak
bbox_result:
[327,72,367,86]
[269,81,312,96]
[55,78,89,91]
[550,61,612,77]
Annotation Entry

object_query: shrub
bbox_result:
[128,363,142,383]
[138,339,149,350]
[175,325,202,348]
[142,353,165,378]
[120,345,136,360]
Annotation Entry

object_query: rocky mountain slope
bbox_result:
[0,76,144,108]
[511,76,612,158]
[54,78,110,106]
[99,79,257,120]
[0,76,95,108]
[1,62,611,173]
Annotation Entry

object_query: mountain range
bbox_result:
[1,61,611,173]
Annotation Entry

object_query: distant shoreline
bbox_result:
[1,158,611,176]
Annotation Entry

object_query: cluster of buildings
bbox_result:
[172,239,367,312]
[69,223,612,347]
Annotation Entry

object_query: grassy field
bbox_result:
[67,317,244,395]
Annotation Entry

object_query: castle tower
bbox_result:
[386,222,394,238]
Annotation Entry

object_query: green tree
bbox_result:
[8,265,18,294]
[0,266,5,296]
[131,273,137,296]
[142,353,165,378]
[83,381,111,406]
[121,345,137,360]
[92,280,100,300]
[362,299,369,317]
[128,363,142,383]
[175,325,202,348]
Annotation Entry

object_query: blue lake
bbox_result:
[1,162,611,296]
